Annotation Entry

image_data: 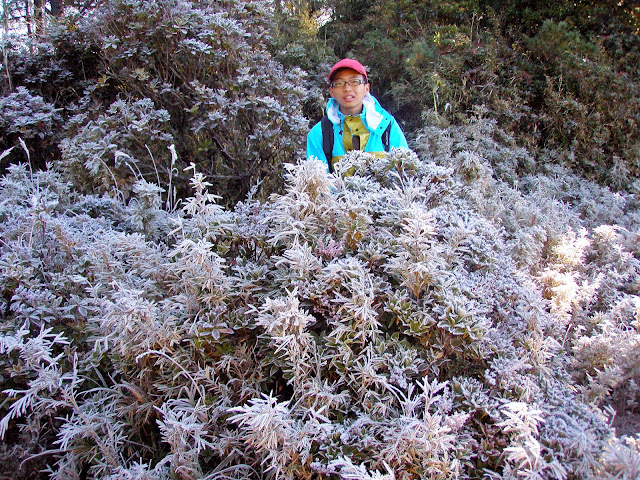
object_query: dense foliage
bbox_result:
[321,0,640,190]
[1,121,640,478]
[2,0,309,204]
[1,0,640,479]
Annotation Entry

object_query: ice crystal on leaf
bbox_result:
[91,285,181,358]
[0,87,61,139]
[313,456,396,480]
[228,393,306,478]
[156,399,215,477]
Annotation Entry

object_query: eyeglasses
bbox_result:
[330,79,367,88]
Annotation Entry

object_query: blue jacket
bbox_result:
[306,94,408,171]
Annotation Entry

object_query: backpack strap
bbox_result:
[320,116,334,173]
[382,122,392,152]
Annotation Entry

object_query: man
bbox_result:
[306,58,408,172]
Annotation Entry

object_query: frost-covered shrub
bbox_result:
[1,0,310,204]
[65,0,309,203]
[599,434,640,479]
[0,87,61,140]
[0,21,104,170]
[4,142,636,479]
[414,109,640,446]
[1,20,99,102]
[0,87,63,167]
[59,98,174,195]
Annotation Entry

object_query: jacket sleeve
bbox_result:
[306,122,330,168]
[389,118,409,150]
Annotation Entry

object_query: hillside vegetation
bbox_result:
[1,1,640,479]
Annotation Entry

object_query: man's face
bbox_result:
[329,68,370,116]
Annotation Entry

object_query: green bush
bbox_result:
[318,1,640,191]
[528,20,640,188]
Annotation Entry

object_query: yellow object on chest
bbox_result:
[342,115,370,152]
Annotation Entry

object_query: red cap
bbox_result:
[328,58,368,82]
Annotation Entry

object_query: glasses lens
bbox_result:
[331,79,365,88]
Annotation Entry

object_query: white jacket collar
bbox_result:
[327,94,384,130]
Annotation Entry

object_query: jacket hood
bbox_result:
[327,94,384,130]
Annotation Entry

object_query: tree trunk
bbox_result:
[33,0,43,34]
[2,0,13,91]
[24,0,32,36]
